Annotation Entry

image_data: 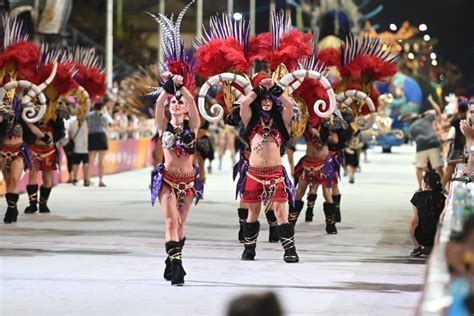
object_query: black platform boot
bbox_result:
[277,223,299,263]
[323,202,338,234]
[39,186,52,213]
[24,184,38,214]
[241,221,260,260]
[164,237,185,281]
[265,209,279,243]
[165,241,186,286]
[333,194,342,223]
[3,193,19,224]
[288,200,304,227]
[237,208,248,243]
[305,193,317,222]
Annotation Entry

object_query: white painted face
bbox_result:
[261,95,273,112]
[169,95,189,115]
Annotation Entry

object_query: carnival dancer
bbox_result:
[23,50,79,214]
[236,74,298,262]
[327,108,354,223]
[0,17,55,223]
[149,1,202,286]
[290,115,340,234]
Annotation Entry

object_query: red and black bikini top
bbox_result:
[249,118,283,146]
[161,120,196,157]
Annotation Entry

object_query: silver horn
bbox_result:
[198,72,251,123]
[21,62,58,123]
[336,90,377,130]
[278,69,336,118]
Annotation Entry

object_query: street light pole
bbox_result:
[106,0,113,89]
[227,0,233,13]
[250,0,255,36]
[197,0,203,38]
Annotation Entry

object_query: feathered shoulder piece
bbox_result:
[0,15,40,81]
[248,10,313,72]
[195,12,251,78]
[70,47,106,103]
[339,34,398,82]
[148,1,196,92]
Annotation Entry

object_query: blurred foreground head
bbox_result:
[227,292,282,316]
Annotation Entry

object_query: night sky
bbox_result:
[372,0,474,91]
[247,0,474,92]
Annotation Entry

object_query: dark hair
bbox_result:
[469,97,474,105]
[423,171,442,191]
[227,292,282,316]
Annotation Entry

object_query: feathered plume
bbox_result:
[339,34,398,81]
[69,47,106,103]
[0,15,40,81]
[147,1,196,92]
[195,12,251,78]
[248,10,313,71]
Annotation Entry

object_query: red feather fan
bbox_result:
[294,78,329,126]
[269,30,312,71]
[248,32,272,64]
[34,63,78,96]
[248,30,313,72]
[0,41,40,81]
[74,64,106,103]
[317,48,341,68]
[195,38,251,79]
[339,55,397,82]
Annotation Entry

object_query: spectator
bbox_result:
[87,100,113,187]
[408,171,446,257]
[113,106,129,140]
[408,110,444,191]
[442,97,469,189]
[68,116,89,185]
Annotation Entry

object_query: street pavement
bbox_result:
[1,144,426,316]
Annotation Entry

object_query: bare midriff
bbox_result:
[3,136,23,147]
[249,134,282,167]
[306,141,329,158]
[163,150,195,174]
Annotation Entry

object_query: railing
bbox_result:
[0,137,154,195]
[418,164,474,315]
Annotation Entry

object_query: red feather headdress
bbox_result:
[195,13,251,78]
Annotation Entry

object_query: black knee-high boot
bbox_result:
[165,241,186,286]
[305,193,317,222]
[333,195,342,223]
[265,209,279,243]
[3,193,19,224]
[24,184,38,214]
[164,237,185,281]
[241,221,260,260]
[323,202,337,234]
[277,223,299,263]
[288,200,304,227]
[237,208,248,243]
[39,186,52,213]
